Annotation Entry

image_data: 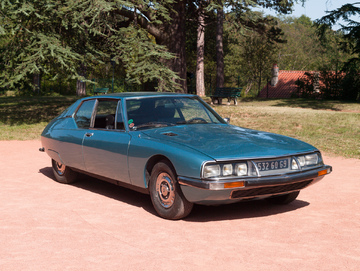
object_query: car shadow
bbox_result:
[185,199,309,222]
[39,167,157,215]
[39,167,310,221]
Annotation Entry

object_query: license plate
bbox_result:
[256,159,288,171]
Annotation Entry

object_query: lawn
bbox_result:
[212,98,360,159]
[0,96,77,140]
[1,96,359,159]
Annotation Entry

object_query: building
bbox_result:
[258,70,311,98]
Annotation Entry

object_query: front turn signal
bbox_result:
[224,181,245,189]
[318,168,330,176]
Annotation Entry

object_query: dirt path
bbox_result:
[0,140,359,271]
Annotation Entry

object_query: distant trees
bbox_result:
[188,0,298,96]
[316,2,360,100]
[316,2,360,66]
[0,0,299,96]
[225,14,285,95]
[277,16,324,71]
[1,1,357,100]
[222,9,358,100]
[294,2,360,100]
[277,15,351,72]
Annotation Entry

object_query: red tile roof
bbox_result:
[258,70,309,98]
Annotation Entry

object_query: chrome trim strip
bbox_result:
[211,150,320,163]
[292,156,302,171]
[250,160,260,176]
[181,165,332,191]
[178,177,210,189]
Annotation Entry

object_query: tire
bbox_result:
[51,159,78,184]
[149,161,193,220]
[266,191,300,205]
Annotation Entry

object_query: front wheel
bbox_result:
[51,159,78,184]
[266,191,300,205]
[149,161,193,220]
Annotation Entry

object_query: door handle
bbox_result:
[85,132,94,137]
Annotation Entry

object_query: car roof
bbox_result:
[87,92,196,100]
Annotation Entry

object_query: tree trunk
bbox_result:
[116,2,188,92]
[258,68,262,94]
[156,0,187,93]
[216,0,224,88]
[76,80,86,96]
[76,63,86,96]
[33,73,41,94]
[196,2,206,97]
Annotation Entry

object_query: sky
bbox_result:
[261,0,359,29]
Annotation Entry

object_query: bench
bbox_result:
[94,87,109,95]
[211,87,242,105]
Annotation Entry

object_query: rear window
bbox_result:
[74,100,96,129]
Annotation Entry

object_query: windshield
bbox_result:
[126,96,225,130]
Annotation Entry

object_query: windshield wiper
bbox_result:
[133,122,174,130]
[177,118,208,124]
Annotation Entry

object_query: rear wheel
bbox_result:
[266,191,300,205]
[149,161,193,220]
[51,159,78,184]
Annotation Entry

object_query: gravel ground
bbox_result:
[0,140,359,271]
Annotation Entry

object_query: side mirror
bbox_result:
[223,118,230,124]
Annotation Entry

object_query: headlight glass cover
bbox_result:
[235,163,248,176]
[203,164,221,178]
[222,164,233,176]
[291,152,322,170]
[203,162,248,178]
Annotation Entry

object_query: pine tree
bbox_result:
[0,0,179,95]
[316,2,360,100]
[0,0,305,95]
[316,3,360,67]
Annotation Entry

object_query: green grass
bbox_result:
[1,96,359,158]
[0,96,78,140]
[212,98,360,159]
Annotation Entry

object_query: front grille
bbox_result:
[231,179,313,199]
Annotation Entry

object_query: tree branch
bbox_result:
[114,7,163,39]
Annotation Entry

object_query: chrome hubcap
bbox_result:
[56,162,65,176]
[156,173,175,208]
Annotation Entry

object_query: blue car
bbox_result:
[40,92,332,219]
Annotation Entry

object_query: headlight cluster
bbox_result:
[291,153,322,170]
[203,152,323,179]
[203,162,248,178]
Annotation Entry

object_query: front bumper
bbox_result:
[178,165,332,205]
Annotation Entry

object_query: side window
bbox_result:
[74,100,96,129]
[93,100,119,129]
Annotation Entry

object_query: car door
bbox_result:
[58,99,97,171]
[82,99,131,183]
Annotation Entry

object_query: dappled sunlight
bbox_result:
[0,96,77,126]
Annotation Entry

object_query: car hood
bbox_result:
[142,124,316,160]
